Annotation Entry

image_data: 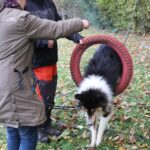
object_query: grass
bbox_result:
[0,28,150,150]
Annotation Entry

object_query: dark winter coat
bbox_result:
[25,0,84,67]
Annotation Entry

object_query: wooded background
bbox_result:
[54,0,150,34]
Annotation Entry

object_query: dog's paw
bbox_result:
[90,142,96,148]
[90,137,96,147]
[96,139,101,146]
[96,142,101,147]
[86,144,95,149]
[89,147,96,150]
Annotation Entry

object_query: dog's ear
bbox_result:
[75,94,82,100]
[75,94,83,108]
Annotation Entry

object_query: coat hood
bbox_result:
[0,0,20,12]
[0,0,4,11]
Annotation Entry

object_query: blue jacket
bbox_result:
[25,0,84,67]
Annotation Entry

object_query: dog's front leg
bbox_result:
[90,124,97,147]
[87,114,97,147]
[96,112,112,146]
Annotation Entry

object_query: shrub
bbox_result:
[95,0,150,33]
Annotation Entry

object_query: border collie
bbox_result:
[75,45,122,147]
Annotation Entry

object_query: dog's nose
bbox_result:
[88,119,93,126]
[88,123,93,126]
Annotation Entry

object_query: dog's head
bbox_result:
[75,89,108,116]
[75,75,113,117]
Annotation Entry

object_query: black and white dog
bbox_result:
[75,45,122,147]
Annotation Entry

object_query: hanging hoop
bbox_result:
[70,34,133,95]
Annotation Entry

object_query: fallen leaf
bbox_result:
[113,98,122,106]
[129,135,137,144]
[145,91,150,96]
[122,115,131,121]
[131,145,138,150]
[118,146,126,150]
[130,128,135,135]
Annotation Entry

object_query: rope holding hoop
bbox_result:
[70,34,133,95]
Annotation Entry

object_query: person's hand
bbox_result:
[48,40,54,48]
[82,20,90,29]
[79,39,83,44]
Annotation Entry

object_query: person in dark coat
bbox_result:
[25,0,84,142]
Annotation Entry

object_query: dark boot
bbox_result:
[37,128,50,143]
[45,126,62,137]
[44,107,62,137]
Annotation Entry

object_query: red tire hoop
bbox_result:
[70,34,133,95]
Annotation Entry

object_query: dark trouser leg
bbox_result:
[32,68,57,126]
[37,76,61,136]
[32,66,61,138]
[37,75,57,127]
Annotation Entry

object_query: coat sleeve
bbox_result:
[66,33,84,43]
[19,13,84,40]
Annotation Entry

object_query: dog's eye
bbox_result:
[91,109,95,113]
[88,109,96,116]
